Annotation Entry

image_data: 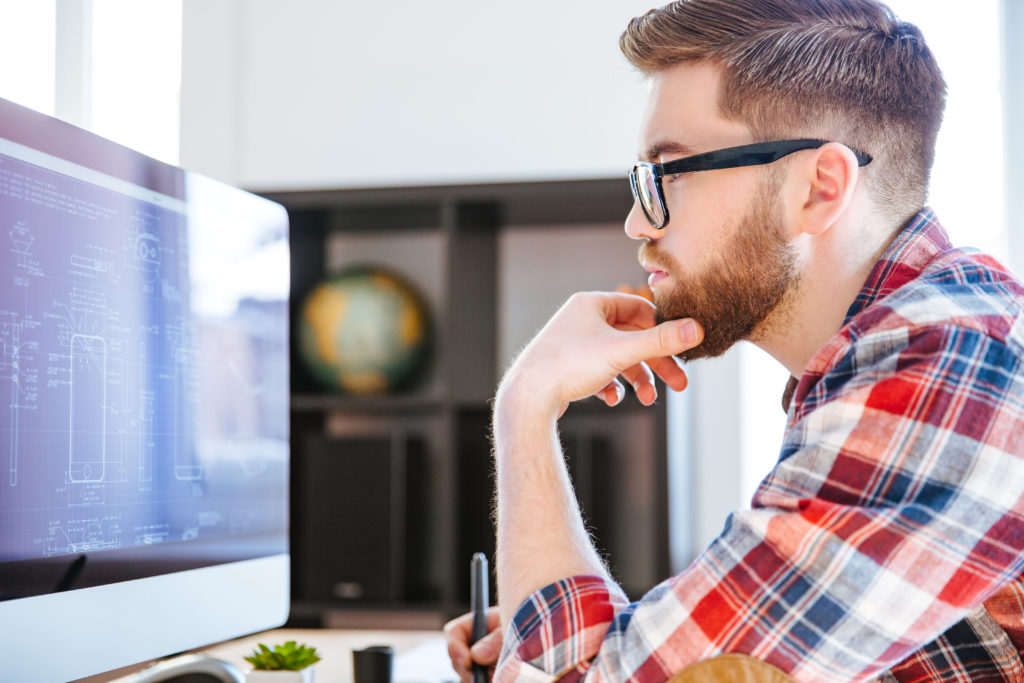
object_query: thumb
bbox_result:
[633,318,702,358]
[470,629,503,665]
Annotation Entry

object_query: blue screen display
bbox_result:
[0,139,289,566]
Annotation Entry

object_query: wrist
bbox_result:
[494,367,562,427]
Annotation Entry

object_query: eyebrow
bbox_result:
[643,141,699,162]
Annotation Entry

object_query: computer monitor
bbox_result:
[0,97,291,681]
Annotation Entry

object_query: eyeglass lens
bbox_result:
[631,165,665,227]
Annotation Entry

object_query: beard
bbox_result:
[641,173,800,362]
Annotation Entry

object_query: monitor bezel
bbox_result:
[0,96,291,680]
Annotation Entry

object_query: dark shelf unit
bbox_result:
[266,178,671,625]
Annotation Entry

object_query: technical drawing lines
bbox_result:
[7,219,43,280]
[9,219,31,263]
[172,346,203,481]
[135,523,170,546]
[138,339,154,484]
[7,319,19,487]
[45,516,121,556]
[68,334,107,483]
[1,312,40,487]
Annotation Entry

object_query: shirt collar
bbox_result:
[841,206,951,325]
[781,206,950,413]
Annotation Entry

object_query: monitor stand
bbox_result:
[124,653,244,683]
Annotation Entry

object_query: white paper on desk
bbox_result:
[394,638,459,683]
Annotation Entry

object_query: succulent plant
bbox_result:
[244,641,321,671]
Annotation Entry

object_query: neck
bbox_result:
[754,207,901,378]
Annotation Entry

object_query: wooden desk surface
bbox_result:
[205,628,452,682]
[85,628,454,683]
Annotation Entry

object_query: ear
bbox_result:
[792,142,860,236]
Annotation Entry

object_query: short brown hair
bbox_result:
[620,0,946,222]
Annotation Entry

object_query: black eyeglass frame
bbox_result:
[630,138,873,230]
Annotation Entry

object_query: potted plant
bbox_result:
[244,641,321,683]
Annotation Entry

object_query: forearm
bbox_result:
[487,291,698,632]
[493,375,610,628]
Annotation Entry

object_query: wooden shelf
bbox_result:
[290,393,446,414]
[275,178,669,621]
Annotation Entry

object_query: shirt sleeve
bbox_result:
[494,323,1024,682]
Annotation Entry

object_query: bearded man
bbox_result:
[445,0,1024,680]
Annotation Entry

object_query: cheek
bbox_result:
[659,209,730,272]
[662,171,763,267]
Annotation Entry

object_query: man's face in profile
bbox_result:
[645,177,798,361]
[628,63,801,361]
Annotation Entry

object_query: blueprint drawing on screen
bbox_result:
[0,144,289,563]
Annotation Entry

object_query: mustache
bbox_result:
[638,243,677,273]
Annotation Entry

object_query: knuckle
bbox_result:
[657,323,675,350]
[570,290,603,304]
[566,291,590,307]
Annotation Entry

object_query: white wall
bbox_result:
[1003,0,1024,277]
[181,0,655,191]
[497,224,647,370]
[179,0,1018,569]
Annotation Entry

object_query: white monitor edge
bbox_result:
[0,553,289,682]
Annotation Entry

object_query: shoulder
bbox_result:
[773,246,1024,504]
[794,249,1024,419]
[850,247,1024,352]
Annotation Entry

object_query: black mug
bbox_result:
[352,645,393,683]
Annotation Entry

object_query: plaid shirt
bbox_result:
[496,209,1024,682]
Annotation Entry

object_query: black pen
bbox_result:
[470,552,489,683]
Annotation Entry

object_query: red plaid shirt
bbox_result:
[496,209,1024,681]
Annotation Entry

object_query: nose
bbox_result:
[624,201,662,241]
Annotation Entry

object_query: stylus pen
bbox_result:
[471,552,489,683]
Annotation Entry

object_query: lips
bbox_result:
[640,260,669,288]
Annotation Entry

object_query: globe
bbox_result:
[298,266,431,394]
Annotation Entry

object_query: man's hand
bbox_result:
[443,606,502,682]
[492,291,704,627]
[499,291,702,417]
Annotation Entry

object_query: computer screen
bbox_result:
[0,97,290,681]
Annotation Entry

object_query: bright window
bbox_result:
[90,0,183,165]
[0,2,182,165]
[0,1,57,115]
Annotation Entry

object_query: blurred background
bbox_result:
[3,0,1017,625]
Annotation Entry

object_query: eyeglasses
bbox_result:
[629,138,873,229]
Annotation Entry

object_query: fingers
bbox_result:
[599,291,659,329]
[596,329,694,408]
[599,380,626,407]
[610,353,689,407]
[443,612,474,675]
[637,317,703,360]
[620,362,657,405]
[598,294,704,377]
[615,362,678,406]
[648,355,688,392]
[503,292,702,416]
[469,627,503,666]
[485,605,501,630]
[443,607,503,679]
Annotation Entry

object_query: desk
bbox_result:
[87,629,454,683]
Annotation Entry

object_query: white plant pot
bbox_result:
[246,665,316,683]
